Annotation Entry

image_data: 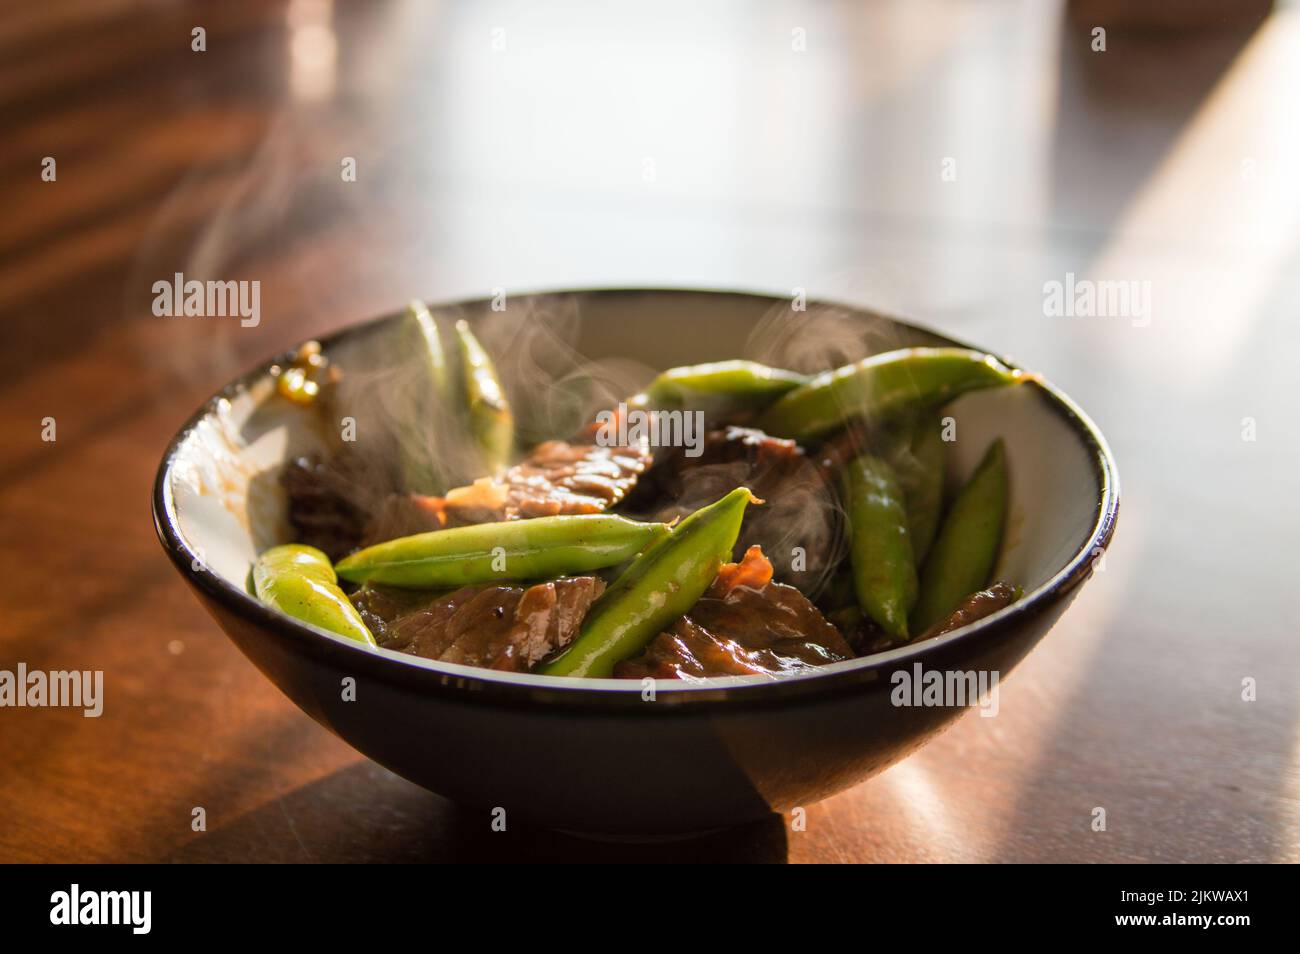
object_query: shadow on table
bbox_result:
[1048,9,1266,260]
[166,759,790,863]
[989,5,1297,864]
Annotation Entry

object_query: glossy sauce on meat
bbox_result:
[283,426,653,555]
[620,426,842,593]
[352,576,605,672]
[445,430,652,524]
[280,453,377,561]
[915,581,1018,642]
[615,547,853,680]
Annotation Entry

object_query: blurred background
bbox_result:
[1,0,1296,862]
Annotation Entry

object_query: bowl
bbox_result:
[153,288,1119,835]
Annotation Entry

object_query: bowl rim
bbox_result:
[153,287,1119,711]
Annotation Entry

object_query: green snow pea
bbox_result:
[842,455,918,640]
[911,438,1009,632]
[885,412,947,566]
[454,319,514,475]
[253,544,377,646]
[334,513,669,588]
[537,487,757,678]
[397,300,454,493]
[638,360,808,415]
[756,347,1024,442]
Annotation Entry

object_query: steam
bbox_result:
[743,297,915,373]
[293,295,913,596]
[308,294,662,530]
[124,0,437,390]
[471,295,660,446]
[639,451,844,597]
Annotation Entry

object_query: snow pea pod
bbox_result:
[842,455,918,640]
[334,513,669,588]
[911,439,1008,632]
[398,300,454,493]
[756,348,1024,442]
[253,544,377,646]
[639,360,808,415]
[403,300,452,404]
[888,412,947,566]
[328,301,459,494]
[537,487,757,678]
[454,319,514,475]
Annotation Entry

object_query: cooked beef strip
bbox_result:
[281,452,385,562]
[454,433,653,522]
[366,433,653,538]
[365,430,654,537]
[285,421,653,554]
[914,581,1019,642]
[621,425,801,510]
[620,426,843,594]
[615,546,854,680]
[351,576,605,672]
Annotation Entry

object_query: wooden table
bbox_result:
[2,0,1296,863]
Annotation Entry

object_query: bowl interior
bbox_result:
[163,289,1113,682]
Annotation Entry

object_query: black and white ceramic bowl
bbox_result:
[153,289,1119,835]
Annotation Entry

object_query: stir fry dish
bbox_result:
[252,302,1030,680]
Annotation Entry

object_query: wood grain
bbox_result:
[1,0,1296,863]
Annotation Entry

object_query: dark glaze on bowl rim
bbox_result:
[153,288,1119,712]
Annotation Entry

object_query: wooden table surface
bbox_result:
[2,0,1297,863]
